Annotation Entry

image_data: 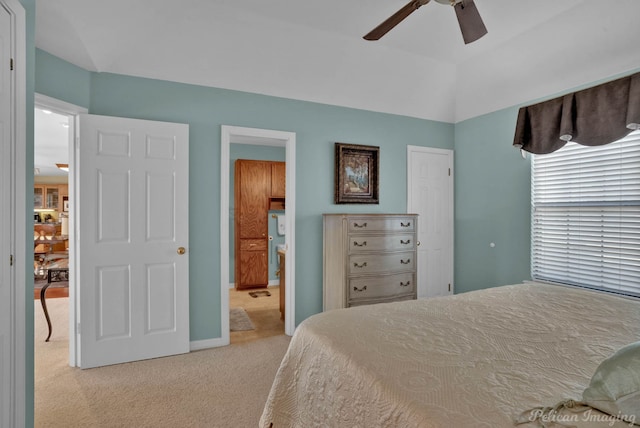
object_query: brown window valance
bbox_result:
[513,72,640,154]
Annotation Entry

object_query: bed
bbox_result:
[260,282,640,427]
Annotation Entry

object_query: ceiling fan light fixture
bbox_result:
[56,163,69,172]
[454,0,487,44]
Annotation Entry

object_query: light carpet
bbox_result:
[35,298,290,428]
[229,307,255,331]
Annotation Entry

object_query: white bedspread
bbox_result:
[260,283,640,427]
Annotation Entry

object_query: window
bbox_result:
[531,130,640,296]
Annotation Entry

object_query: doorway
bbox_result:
[220,126,296,345]
[34,93,87,366]
[230,153,286,343]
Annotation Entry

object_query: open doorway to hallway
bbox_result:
[33,96,81,427]
[33,93,87,365]
[33,105,70,343]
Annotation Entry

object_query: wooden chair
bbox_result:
[34,223,57,242]
[33,224,69,278]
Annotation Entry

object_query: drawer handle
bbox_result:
[400,281,411,287]
[249,243,257,247]
[353,241,367,247]
[353,222,368,228]
[353,285,367,292]
[353,262,368,268]
[400,239,411,245]
[401,222,411,227]
[400,259,411,265]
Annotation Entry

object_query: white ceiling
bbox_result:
[35,0,640,124]
[36,0,585,71]
[34,108,68,178]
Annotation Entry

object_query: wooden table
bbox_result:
[40,268,69,342]
[34,234,69,342]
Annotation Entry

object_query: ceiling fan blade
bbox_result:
[363,0,429,41]
[454,0,487,44]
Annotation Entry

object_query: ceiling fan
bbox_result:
[363,0,487,44]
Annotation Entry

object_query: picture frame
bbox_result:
[334,142,380,204]
[63,196,69,212]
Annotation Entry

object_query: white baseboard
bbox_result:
[190,337,228,351]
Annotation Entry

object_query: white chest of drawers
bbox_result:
[323,214,418,310]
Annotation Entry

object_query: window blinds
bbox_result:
[531,130,640,296]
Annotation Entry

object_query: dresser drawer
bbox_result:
[349,294,415,307]
[240,239,267,251]
[348,234,415,253]
[347,217,415,233]
[348,272,415,301]
[348,252,414,275]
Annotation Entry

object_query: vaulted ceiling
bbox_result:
[36,0,640,123]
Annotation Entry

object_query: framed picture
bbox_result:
[334,142,380,204]
[63,196,69,212]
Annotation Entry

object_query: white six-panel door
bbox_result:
[407,146,454,298]
[77,114,189,368]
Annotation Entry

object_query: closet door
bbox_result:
[271,162,286,198]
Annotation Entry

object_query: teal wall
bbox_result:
[229,144,286,284]
[453,108,532,293]
[35,49,91,108]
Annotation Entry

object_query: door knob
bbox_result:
[177,247,186,255]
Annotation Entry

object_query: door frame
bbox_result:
[406,145,454,298]
[220,125,296,340]
[34,94,87,367]
[3,0,26,424]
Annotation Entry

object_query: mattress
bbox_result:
[260,282,640,427]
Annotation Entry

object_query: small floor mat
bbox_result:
[230,307,255,331]
[249,290,271,298]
